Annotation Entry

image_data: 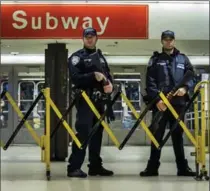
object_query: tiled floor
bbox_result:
[1,146,209,191]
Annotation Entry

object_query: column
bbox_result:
[45,43,69,161]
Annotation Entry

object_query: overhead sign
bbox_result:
[1,4,148,39]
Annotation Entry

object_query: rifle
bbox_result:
[89,50,110,86]
[148,70,194,134]
[119,70,194,149]
[158,87,201,150]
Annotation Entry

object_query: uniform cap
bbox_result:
[83,28,97,37]
[161,30,175,40]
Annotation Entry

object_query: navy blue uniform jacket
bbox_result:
[68,48,112,91]
[146,48,194,106]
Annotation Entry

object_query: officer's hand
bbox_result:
[156,100,167,111]
[103,81,113,93]
[173,87,187,97]
[94,72,106,82]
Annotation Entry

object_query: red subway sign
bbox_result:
[1,4,148,39]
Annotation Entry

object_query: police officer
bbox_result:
[140,30,196,177]
[67,27,114,178]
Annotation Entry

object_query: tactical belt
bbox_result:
[73,88,108,102]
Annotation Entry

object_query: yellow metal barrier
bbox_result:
[41,135,45,162]
[5,92,41,147]
[0,90,50,180]
[0,88,83,181]
[193,80,210,180]
[81,91,120,148]
[157,82,210,181]
[120,93,160,148]
[0,140,5,148]
[159,92,197,148]
[78,90,159,150]
[47,95,82,149]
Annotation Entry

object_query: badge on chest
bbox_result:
[157,62,166,66]
[84,58,92,62]
[177,63,185,69]
[84,58,92,67]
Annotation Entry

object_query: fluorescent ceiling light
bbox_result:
[1,54,209,66]
[18,78,45,81]
[1,54,44,64]
[18,72,44,76]
[10,52,19,55]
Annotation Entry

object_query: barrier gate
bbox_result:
[0,87,82,181]
[0,84,160,181]
[53,89,159,150]
[191,81,210,181]
[154,81,210,181]
[0,80,209,181]
[51,78,209,181]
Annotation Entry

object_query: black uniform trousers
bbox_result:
[68,97,104,171]
[149,105,187,169]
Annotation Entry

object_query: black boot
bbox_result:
[177,159,196,177]
[67,165,87,178]
[88,165,114,176]
[67,169,87,178]
[140,160,160,177]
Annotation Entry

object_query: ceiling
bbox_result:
[1,39,209,56]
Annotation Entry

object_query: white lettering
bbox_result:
[12,10,27,29]
[96,17,109,35]
[82,17,92,29]
[46,12,58,30]
[12,11,109,35]
[61,17,79,29]
[32,17,41,30]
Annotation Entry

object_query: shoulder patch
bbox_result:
[100,57,105,63]
[71,56,80,65]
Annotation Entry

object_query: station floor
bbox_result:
[1,146,209,191]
